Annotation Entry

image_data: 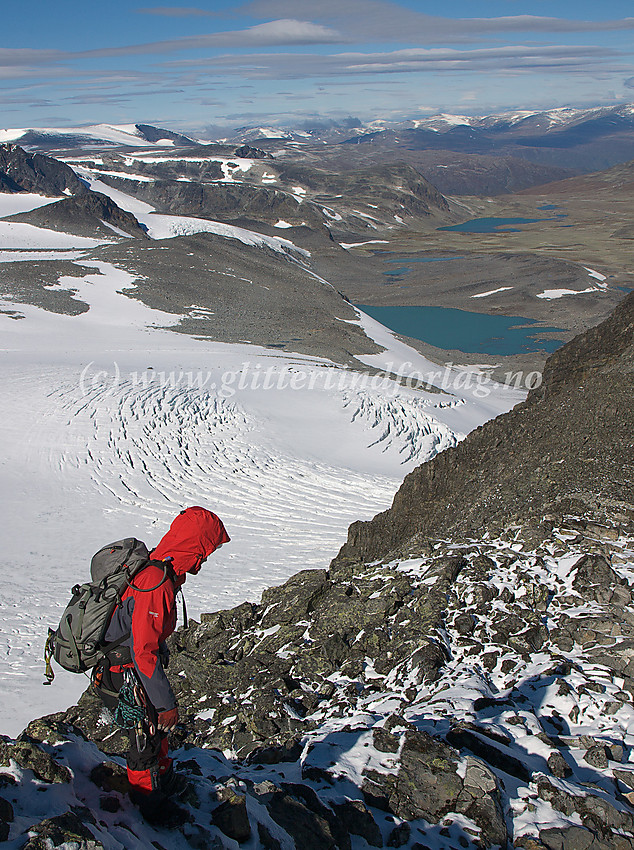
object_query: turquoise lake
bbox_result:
[438,214,567,233]
[358,304,566,355]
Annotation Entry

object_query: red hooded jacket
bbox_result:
[104,507,230,710]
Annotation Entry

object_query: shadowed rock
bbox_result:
[0,144,87,196]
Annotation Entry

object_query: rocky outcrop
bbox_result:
[13,191,148,238]
[0,143,87,196]
[334,290,634,567]
[134,124,198,146]
[3,513,634,848]
[234,144,271,160]
[111,176,328,228]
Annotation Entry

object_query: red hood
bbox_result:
[151,506,230,576]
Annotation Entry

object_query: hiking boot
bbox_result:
[130,789,190,828]
[160,764,191,798]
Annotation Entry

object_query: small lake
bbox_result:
[438,215,567,233]
[380,254,464,279]
[358,304,567,355]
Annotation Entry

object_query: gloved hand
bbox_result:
[157,707,179,732]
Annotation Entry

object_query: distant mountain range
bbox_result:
[337,104,634,174]
[227,104,634,175]
[0,123,198,151]
[2,103,633,182]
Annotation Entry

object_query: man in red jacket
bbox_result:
[94,506,230,824]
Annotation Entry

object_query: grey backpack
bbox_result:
[44,538,167,682]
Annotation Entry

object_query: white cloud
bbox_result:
[163,43,624,81]
[81,19,345,58]
[238,0,634,43]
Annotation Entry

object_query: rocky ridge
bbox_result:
[87,160,454,237]
[2,517,634,849]
[0,143,87,196]
[335,290,634,567]
[9,191,149,239]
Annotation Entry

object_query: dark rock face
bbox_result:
[331,799,382,846]
[13,190,148,238]
[0,143,87,196]
[334,290,634,567]
[134,124,198,146]
[381,729,507,847]
[234,144,271,160]
[267,789,340,850]
[110,175,328,228]
[211,790,252,842]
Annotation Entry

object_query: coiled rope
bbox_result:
[112,681,146,729]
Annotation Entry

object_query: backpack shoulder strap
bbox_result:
[125,559,171,593]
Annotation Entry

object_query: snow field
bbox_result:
[0,193,63,217]
[0,222,109,249]
[536,266,609,299]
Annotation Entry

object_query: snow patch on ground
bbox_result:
[89,169,155,182]
[584,267,607,283]
[537,267,609,299]
[122,154,255,182]
[0,193,63,218]
[340,240,390,248]
[471,286,513,298]
[0,221,109,249]
[144,214,309,255]
[536,288,598,300]
[0,250,87,263]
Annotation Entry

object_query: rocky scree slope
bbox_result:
[3,513,634,848]
[335,290,634,568]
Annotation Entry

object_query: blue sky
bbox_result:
[2,0,634,134]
